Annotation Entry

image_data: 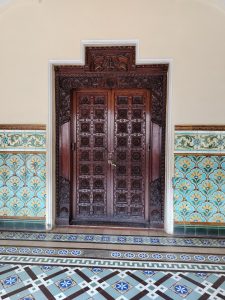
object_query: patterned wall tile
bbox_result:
[0,153,46,218]
[174,155,225,224]
[0,130,46,151]
[175,131,225,153]
[0,127,46,220]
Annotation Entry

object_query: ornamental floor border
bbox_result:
[1,245,225,266]
[1,231,225,248]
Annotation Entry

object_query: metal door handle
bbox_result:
[108,159,116,167]
[108,152,116,167]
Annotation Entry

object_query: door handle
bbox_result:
[111,161,117,167]
[108,152,116,167]
[108,159,116,167]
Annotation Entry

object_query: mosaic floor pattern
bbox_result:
[0,232,225,299]
[0,260,225,299]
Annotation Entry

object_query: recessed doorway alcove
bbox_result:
[54,46,168,228]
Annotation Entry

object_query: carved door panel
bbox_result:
[71,89,151,225]
[72,90,110,221]
[112,90,150,223]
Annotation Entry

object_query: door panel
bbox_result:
[72,89,151,225]
[72,90,110,220]
[113,90,150,221]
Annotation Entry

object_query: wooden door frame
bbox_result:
[54,46,168,228]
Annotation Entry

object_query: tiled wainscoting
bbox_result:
[0,125,46,230]
[174,127,225,236]
[1,124,225,236]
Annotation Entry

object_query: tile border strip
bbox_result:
[0,231,225,247]
[0,255,225,272]
[0,129,46,151]
[174,131,225,153]
[1,245,225,264]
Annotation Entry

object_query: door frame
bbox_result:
[47,40,174,234]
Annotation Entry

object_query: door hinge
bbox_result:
[71,142,76,151]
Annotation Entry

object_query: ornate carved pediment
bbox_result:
[85,46,136,72]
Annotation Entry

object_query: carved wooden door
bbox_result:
[71,89,153,226]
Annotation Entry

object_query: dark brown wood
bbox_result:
[175,125,225,131]
[72,90,109,220]
[0,124,46,130]
[85,46,136,72]
[112,89,149,223]
[55,46,168,227]
[71,89,151,225]
[59,122,70,180]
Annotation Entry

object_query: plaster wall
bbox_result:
[0,0,225,125]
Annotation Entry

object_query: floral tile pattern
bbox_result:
[174,155,225,224]
[0,153,46,218]
[175,131,225,153]
[0,128,46,220]
[0,130,46,151]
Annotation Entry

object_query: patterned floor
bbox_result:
[1,231,225,248]
[0,232,225,299]
[0,264,225,300]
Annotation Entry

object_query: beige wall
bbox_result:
[0,0,225,125]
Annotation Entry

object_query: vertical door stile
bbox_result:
[72,91,77,219]
[145,90,151,221]
[107,90,114,217]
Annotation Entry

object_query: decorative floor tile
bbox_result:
[0,262,224,300]
[2,245,225,267]
[0,230,225,298]
[1,231,225,247]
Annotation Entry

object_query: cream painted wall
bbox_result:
[0,0,225,124]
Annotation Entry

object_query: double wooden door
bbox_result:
[71,89,152,225]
